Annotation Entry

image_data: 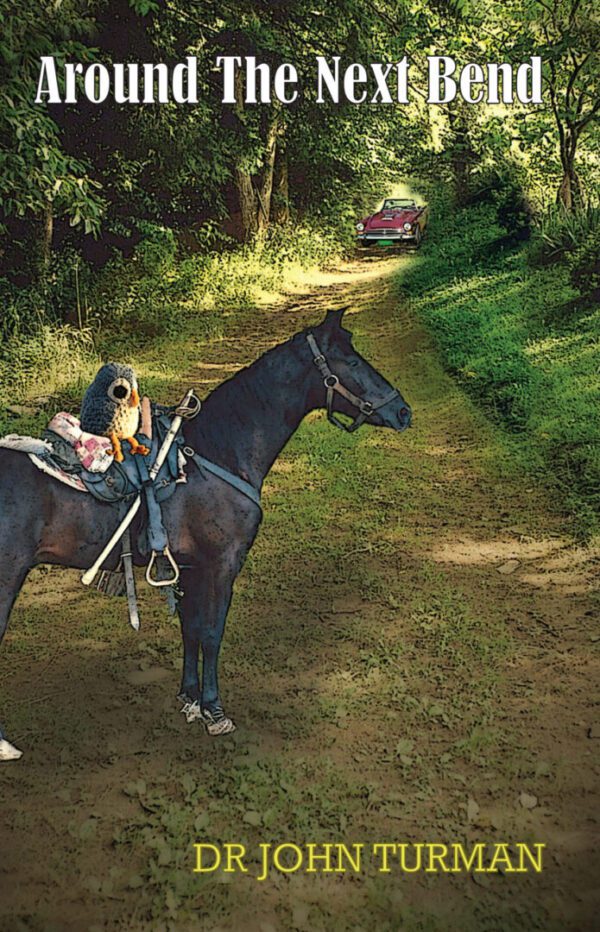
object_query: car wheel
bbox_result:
[414,227,422,248]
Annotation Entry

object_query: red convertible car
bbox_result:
[356,197,429,248]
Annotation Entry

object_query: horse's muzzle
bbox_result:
[377,400,411,432]
[386,402,411,432]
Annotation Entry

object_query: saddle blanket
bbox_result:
[0,430,86,491]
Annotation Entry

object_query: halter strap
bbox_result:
[306,333,399,433]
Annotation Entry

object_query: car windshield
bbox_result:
[382,198,416,210]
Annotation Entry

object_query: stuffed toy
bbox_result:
[80,362,150,463]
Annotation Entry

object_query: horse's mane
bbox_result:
[185,331,303,454]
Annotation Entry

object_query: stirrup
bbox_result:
[146,547,180,587]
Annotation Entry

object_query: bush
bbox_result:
[264,221,344,268]
[132,221,177,274]
[567,227,600,300]
[492,177,532,238]
[466,166,532,238]
[528,204,600,266]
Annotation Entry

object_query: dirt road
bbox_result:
[0,256,598,931]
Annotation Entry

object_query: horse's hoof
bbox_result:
[0,738,23,761]
[178,697,236,734]
[201,706,236,736]
[205,715,236,737]
[180,698,204,724]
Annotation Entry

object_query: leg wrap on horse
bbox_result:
[0,727,23,761]
[178,696,236,735]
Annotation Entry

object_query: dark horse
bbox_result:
[0,309,411,754]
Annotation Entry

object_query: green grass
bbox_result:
[399,197,600,536]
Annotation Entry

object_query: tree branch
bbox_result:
[576,97,600,131]
[565,51,590,119]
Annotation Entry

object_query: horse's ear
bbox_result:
[323,307,347,329]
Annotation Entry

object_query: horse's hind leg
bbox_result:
[0,563,32,761]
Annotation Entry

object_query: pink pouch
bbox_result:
[47,412,114,473]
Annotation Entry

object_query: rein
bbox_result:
[306,333,399,433]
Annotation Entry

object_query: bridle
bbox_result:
[306,332,400,433]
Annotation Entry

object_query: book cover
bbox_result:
[0,2,598,929]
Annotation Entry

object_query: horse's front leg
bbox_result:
[177,568,203,704]
[177,562,237,736]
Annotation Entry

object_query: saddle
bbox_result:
[40,404,184,505]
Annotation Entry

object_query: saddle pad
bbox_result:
[0,433,87,491]
[29,453,87,492]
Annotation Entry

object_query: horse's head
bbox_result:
[306,308,412,433]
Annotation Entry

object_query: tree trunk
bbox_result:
[557,130,582,210]
[232,76,282,239]
[40,203,53,274]
[272,147,289,224]
[447,107,474,207]
[235,168,258,240]
[233,69,258,241]
[256,104,282,236]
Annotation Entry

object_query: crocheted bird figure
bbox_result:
[80,362,149,464]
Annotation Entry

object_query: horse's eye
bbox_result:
[349,359,360,368]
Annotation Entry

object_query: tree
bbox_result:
[509,0,600,208]
[0,0,104,274]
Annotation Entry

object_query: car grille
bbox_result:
[368,228,399,236]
